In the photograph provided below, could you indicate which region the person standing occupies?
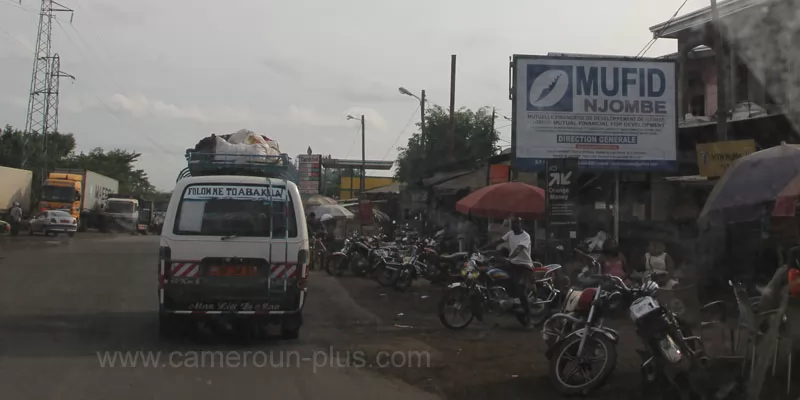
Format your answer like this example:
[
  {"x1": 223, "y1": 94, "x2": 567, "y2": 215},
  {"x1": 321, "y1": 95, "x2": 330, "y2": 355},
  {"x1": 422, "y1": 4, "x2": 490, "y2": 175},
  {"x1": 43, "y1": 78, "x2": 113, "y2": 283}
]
[
  {"x1": 599, "y1": 238, "x2": 628, "y2": 280},
  {"x1": 457, "y1": 214, "x2": 477, "y2": 253},
  {"x1": 9, "y1": 202, "x2": 22, "y2": 236}
]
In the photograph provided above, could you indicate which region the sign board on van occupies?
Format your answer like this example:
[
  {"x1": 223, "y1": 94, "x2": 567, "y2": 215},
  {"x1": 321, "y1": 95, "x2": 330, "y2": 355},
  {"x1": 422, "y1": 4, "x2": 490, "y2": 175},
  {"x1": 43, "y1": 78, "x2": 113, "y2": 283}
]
[
  {"x1": 184, "y1": 185, "x2": 288, "y2": 201},
  {"x1": 696, "y1": 139, "x2": 756, "y2": 178}
]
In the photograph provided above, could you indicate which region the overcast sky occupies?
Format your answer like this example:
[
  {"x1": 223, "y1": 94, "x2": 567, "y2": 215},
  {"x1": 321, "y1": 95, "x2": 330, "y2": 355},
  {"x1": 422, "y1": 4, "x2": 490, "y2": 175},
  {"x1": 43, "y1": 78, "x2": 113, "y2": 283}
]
[{"x1": 0, "y1": 0, "x2": 710, "y2": 190}]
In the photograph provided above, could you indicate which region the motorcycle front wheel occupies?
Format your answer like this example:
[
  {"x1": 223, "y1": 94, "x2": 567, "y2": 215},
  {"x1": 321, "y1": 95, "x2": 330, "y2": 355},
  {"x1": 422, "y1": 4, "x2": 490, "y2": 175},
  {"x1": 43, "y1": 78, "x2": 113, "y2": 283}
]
[
  {"x1": 548, "y1": 331, "x2": 617, "y2": 395},
  {"x1": 393, "y1": 264, "x2": 415, "y2": 291},
  {"x1": 326, "y1": 256, "x2": 347, "y2": 277},
  {"x1": 377, "y1": 263, "x2": 400, "y2": 287},
  {"x1": 438, "y1": 286, "x2": 475, "y2": 330},
  {"x1": 349, "y1": 252, "x2": 369, "y2": 277}
]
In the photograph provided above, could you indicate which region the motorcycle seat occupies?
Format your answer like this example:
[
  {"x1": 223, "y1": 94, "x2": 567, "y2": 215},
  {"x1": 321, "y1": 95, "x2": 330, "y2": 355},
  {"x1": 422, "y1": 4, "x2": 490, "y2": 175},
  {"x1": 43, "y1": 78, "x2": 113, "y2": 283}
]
[
  {"x1": 533, "y1": 264, "x2": 562, "y2": 280},
  {"x1": 440, "y1": 252, "x2": 468, "y2": 260},
  {"x1": 544, "y1": 264, "x2": 562, "y2": 272}
]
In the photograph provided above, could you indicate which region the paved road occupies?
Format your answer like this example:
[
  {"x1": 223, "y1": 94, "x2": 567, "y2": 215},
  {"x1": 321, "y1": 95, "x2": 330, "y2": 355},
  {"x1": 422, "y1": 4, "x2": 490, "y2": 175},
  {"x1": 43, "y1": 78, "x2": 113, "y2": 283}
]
[{"x1": 0, "y1": 234, "x2": 440, "y2": 400}]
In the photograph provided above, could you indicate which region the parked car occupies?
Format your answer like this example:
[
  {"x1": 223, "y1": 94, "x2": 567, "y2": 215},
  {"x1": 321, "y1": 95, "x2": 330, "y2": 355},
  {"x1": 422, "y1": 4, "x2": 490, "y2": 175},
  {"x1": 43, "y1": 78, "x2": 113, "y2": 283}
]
[{"x1": 28, "y1": 210, "x2": 78, "y2": 237}]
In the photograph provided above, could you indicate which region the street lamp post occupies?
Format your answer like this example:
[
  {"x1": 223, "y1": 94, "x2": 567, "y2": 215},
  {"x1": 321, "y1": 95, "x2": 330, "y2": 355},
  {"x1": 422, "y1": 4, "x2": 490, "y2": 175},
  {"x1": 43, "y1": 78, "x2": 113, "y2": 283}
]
[
  {"x1": 347, "y1": 114, "x2": 366, "y2": 234},
  {"x1": 398, "y1": 87, "x2": 426, "y2": 150}
]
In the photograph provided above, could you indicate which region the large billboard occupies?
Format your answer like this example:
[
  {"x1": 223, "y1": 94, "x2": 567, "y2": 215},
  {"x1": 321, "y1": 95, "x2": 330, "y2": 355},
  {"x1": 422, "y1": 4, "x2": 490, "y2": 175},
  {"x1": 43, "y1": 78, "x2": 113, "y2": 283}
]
[
  {"x1": 512, "y1": 55, "x2": 677, "y2": 171},
  {"x1": 297, "y1": 154, "x2": 322, "y2": 195}
]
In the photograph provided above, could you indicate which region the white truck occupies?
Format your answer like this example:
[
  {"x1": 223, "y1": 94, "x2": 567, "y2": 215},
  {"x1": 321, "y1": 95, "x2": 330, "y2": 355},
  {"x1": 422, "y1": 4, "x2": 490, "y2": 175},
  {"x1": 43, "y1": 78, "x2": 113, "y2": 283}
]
[{"x1": 0, "y1": 166, "x2": 33, "y2": 219}]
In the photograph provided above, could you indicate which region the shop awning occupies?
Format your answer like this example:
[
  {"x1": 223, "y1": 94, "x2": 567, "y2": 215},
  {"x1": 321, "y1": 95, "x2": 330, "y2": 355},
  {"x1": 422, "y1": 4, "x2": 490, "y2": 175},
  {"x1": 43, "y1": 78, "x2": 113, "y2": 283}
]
[
  {"x1": 421, "y1": 169, "x2": 472, "y2": 187},
  {"x1": 433, "y1": 168, "x2": 488, "y2": 195}
]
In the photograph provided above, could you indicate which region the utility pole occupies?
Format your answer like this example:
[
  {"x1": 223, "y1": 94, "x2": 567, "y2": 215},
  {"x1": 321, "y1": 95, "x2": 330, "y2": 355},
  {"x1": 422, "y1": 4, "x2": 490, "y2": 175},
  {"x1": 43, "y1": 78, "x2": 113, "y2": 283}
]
[
  {"x1": 24, "y1": 0, "x2": 74, "y2": 170},
  {"x1": 360, "y1": 115, "x2": 366, "y2": 196},
  {"x1": 448, "y1": 54, "x2": 457, "y2": 163},
  {"x1": 419, "y1": 89, "x2": 426, "y2": 152},
  {"x1": 360, "y1": 115, "x2": 366, "y2": 234},
  {"x1": 710, "y1": 0, "x2": 728, "y2": 141}
]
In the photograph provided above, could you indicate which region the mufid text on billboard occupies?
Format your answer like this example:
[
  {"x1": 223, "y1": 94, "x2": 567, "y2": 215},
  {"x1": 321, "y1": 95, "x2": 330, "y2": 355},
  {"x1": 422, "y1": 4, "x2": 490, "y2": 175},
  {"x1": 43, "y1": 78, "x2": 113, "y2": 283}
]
[{"x1": 514, "y1": 56, "x2": 677, "y2": 171}]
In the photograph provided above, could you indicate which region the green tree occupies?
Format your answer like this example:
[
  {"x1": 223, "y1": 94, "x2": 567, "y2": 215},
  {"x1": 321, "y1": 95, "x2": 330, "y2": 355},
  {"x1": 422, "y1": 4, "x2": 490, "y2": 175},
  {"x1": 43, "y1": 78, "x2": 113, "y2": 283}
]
[
  {"x1": 0, "y1": 124, "x2": 158, "y2": 200},
  {"x1": 57, "y1": 148, "x2": 156, "y2": 196},
  {"x1": 394, "y1": 105, "x2": 499, "y2": 184},
  {"x1": 0, "y1": 124, "x2": 76, "y2": 171},
  {"x1": 0, "y1": 125, "x2": 77, "y2": 203},
  {"x1": 322, "y1": 168, "x2": 342, "y2": 198}
]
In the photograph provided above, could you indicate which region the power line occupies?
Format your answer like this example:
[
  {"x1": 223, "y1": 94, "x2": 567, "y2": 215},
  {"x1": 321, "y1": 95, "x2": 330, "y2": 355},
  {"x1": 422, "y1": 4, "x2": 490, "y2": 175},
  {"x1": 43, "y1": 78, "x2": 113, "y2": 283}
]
[
  {"x1": 636, "y1": 0, "x2": 689, "y2": 58},
  {"x1": 52, "y1": 18, "x2": 177, "y2": 157},
  {"x1": 382, "y1": 104, "x2": 420, "y2": 160},
  {"x1": 0, "y1": 26, "x2": 33, "y2": 52},
  {"x1": 1, "y1": 0, "x2": 37, "y2": 13},
  {"x1": 343, "y1": 124, "x2": 361, "y2": 159}
]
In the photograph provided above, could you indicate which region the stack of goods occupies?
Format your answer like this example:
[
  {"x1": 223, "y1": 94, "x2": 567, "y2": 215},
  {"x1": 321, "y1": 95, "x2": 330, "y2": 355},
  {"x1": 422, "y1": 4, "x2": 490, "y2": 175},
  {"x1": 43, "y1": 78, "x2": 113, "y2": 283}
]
[{"x1": 192, "y1": 129, "x2": 282, "y2": 164}]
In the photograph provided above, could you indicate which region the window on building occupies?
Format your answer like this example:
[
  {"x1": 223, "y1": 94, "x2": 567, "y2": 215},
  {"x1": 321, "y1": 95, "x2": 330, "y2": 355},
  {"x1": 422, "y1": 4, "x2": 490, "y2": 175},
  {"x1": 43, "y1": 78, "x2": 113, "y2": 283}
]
[{"x1": 690, "y1": 95, "x2": 706, "y2": 116}]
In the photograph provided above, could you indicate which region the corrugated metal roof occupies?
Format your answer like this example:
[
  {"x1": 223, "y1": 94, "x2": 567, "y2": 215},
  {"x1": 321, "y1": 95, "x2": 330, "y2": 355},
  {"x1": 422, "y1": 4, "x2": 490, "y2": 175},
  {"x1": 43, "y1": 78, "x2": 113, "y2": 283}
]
[
  {"x1": 433, "y1": 168, "x2": 487, "y2": 195},
  {"x1": 649, "y1": 0, "x2": 769, "y2": 39},
  {"x1": 421, "y1": 169, "x2": 472, "y2": 187}
]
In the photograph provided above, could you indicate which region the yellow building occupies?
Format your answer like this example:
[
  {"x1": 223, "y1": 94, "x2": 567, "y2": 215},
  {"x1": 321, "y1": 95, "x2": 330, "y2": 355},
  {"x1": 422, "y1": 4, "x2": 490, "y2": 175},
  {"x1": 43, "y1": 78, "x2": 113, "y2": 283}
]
[{"x1": 339, "y1": 176, "x2": 394, "y2": 200}]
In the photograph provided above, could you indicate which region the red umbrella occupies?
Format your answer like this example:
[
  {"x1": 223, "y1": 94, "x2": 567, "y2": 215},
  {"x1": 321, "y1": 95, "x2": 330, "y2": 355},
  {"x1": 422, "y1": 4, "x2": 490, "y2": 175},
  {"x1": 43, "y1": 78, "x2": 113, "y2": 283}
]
[
  {"x1": 456, "y1": 182, "x2": 545, "y2": 219},
  {"x1": 773, "y1": 174, "x2": 800, "y2": 217}
]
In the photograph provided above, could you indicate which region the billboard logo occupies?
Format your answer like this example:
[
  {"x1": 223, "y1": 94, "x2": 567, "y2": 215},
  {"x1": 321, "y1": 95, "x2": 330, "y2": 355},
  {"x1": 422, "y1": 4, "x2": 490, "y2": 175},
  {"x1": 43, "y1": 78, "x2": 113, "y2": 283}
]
[
  {"x1": 526, "y1": 65, "x2": 573, "y2": 112},
  {"x1": 548, "y1": 171, "x2": 572, "y2": 187}
]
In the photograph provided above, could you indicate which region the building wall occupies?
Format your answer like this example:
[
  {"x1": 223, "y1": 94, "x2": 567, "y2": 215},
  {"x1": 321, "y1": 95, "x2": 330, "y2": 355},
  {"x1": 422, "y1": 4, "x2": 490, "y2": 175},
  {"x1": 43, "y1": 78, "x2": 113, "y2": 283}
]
[{"x1": 339, "y1": 176, "x2": 395, "y2": 200}]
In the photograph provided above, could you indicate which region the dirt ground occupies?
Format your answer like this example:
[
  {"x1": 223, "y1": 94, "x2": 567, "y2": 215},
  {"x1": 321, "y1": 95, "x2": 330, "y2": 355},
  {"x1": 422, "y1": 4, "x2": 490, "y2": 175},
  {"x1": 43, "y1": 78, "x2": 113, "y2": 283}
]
[
  {"x1": 335, "y1": 275, "x2": 645, "y2": 400},
  {"x1": 333, "y1": 273, "x2": 800, "y2": 400}
]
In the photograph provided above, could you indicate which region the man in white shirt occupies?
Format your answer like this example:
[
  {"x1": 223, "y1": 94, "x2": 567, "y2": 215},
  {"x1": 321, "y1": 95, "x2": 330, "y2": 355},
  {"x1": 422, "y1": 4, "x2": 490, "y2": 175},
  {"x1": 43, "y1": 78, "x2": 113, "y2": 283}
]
[{"x1": 486, "y1": 216, "x2": 534, "y2": 320}]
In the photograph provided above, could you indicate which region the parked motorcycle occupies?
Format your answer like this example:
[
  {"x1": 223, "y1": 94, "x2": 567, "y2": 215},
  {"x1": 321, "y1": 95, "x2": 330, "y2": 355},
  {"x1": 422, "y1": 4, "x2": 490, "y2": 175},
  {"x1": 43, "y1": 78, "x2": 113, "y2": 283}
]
[
  {"x1": 437, "y1": 250, "x2": 540, "y2": 329},
  {"x1": 541, "y1": 271, "x2": 626, "y2": 395},
  {"x1": 392, "y1": 239, "x2": 443, "y2": 290},
  {"x1": 347, "y1": 234, "x2": 380, "y2": 277},
  {"x1": 422, "y1": 233, "x2": 470, "y2": 285},
  {"x1": 309, "y1": 231, "x2": 328, "y2": 271},
  {"x1": 634, "y1": 283, "x2": 744, "y2": 400},
  {"x1": 327, "y1": 232, "x2": 360, "y2": 276}
]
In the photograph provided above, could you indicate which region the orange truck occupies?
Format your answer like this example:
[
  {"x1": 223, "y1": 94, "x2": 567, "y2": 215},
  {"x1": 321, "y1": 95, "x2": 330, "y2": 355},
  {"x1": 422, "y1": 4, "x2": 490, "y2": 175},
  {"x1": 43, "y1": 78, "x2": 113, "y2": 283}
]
[{"x1": 39, "y1": 169, "x2": 119, "y2": 232}]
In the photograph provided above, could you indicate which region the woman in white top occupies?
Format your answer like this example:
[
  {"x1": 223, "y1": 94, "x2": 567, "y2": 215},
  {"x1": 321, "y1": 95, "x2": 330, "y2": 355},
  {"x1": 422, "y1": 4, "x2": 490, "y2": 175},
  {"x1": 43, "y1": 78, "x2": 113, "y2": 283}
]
[{"x1": 643, "y1": 240, "x2": 678, "y2": 288}]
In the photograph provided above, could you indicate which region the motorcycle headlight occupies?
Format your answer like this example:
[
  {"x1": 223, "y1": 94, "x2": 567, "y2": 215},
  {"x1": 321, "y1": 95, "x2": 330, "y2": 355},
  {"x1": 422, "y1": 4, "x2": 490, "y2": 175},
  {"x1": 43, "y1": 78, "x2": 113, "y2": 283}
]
[
  {"x1": 658, "y1": 336, "x2": 683, "y2": 363},
  {"x1": 461, "y1": 260, "x2": 479, "y2": 279}
]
